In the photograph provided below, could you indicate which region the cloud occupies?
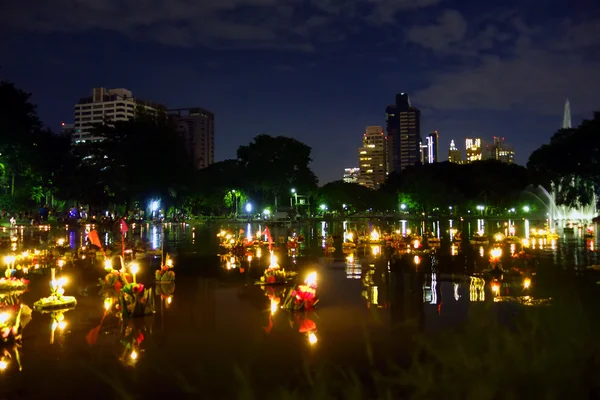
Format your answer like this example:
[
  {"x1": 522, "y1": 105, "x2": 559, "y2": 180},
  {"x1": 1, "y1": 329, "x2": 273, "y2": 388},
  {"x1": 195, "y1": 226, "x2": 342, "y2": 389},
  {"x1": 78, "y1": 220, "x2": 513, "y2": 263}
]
[
  {"x1": 410, "y1": 11, "x2": 600, "y2": 115},
  {"x1": 0, "y1": 0, "x2": 443, "y2": 51},
  {"x1": 406, "y1": 9, "x2": 467, "y2": 51}
]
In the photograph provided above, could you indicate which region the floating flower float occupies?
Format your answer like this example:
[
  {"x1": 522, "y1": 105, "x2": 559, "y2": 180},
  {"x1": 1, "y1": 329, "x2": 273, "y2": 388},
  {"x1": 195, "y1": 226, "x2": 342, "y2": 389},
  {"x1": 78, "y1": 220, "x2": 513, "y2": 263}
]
[
  {"x1": 256, "y1": 252, "x2": 297, "y2": 285},
  {"x1": 119, "y1": 283, "x2": 155, "y2": 318},
  {"x1": 155, "y1": 255, "x2": 175, "y2": 283},
  {"x1": 33, "y1": 270, "x2": 77, "y2": 311},
  {"x1": 282, "y1": 272, "x2": 318, "y2": 310},
  {"x1": 0, "y1": 304, "x2": 32, "y2": 344},
  {"x1": 0, "y1": 256, "x2": 29, "y2": 292}
]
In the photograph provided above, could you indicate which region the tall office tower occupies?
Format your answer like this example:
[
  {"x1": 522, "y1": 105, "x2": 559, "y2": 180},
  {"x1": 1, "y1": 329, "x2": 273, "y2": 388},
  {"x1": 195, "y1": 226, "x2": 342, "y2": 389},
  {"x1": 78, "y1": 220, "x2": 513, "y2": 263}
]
[
  {"x1": 424, "y1": 131, "x2": 439, "y2": 163},
  {"x1": 358, "y1": 126, "x2": 387, "y2": 189},
  {"x1": 343, "y1": 168, "x2": 360, "y2": 183},
  {"x1": 465, "y1": 138, "x2": 483, "y2": 163},
  {"x1": 169, "y1": 107, "x2": 215, "y2": 170},
  {"x1": 448, "y1": 140, "x2": 462, "y2": 164},
  {"x1": 488, "y1": 136, "x2": 515, "y2": 164},
  {"x1": 72, "y1": 87, "x2": 166, "y2": 144},
  {"x1": 563, "y1": 98, "x2": 572, "y2": 129},
  {"x1": 386, "y1": 93, "x2": 421, "y2": 173},
  {"x1": 419, "y1": 140, "x2": 428, "y2": 164}
]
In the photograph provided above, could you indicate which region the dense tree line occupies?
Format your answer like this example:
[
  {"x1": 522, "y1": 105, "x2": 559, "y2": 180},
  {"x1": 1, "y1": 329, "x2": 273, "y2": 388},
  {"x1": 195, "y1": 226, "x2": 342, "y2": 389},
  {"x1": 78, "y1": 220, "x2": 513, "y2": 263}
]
[{"x1": 1, "y1": 78, "x2": 597, "y2": 218}]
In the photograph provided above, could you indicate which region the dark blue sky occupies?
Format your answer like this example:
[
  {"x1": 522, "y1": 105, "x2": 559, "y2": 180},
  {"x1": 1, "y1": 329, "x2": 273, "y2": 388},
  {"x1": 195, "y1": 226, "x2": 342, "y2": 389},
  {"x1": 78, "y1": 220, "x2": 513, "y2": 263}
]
[{"x1": 1, "y1": 0, "x2": 599, "y2": 184}]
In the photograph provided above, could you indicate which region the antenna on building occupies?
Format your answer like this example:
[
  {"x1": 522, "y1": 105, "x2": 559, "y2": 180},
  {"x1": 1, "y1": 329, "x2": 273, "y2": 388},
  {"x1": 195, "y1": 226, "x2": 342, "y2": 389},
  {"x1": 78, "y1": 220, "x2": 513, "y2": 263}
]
[{"x1": 562, "y1": 98, "x2": 572, "y2": 129}]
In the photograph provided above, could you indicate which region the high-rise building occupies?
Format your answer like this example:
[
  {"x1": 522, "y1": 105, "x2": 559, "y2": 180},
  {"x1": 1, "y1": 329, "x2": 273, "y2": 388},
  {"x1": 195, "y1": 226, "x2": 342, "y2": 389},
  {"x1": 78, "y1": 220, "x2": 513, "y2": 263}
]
[
  {"x1": 424, "y1": 131, "x2": 439, "y2": 164},
  {"x1": 343, "y1": 168, "x2": 360, "y2": 183},
  {"x1": 465, "y1": 138, "x2": 483, "y2": 163},
  {"x1": 448, "y1": 140, "x2": 462, "y2": 164},
  {"x1": 60, "y1": 122, "x2": 74, "y2": 136},
  {"x1": 563, "y1": 98, "x2": 572, "y2": 129},
  {"x1": 488, "y1": 136, "x2": 515, "y2": 164},
  {"x1": 358, "y1": 126, "x2": 387, "y2": 189},
  {"x1": 72, "y1": 88, "x2": 166, "y2": 144},
  {"x1": 386, "y1": 93, "x2": 421, "y2": 173},
  {"x1": 169, "y1": 107, "x2": 215, "y2": 170}
]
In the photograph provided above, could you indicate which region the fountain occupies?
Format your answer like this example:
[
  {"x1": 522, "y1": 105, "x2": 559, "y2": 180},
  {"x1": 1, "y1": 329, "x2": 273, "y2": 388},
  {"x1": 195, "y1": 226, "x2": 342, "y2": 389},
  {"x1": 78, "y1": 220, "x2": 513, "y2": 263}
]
[{"x1": 522, "y1": 185, "x2": 597, "y2": 221}]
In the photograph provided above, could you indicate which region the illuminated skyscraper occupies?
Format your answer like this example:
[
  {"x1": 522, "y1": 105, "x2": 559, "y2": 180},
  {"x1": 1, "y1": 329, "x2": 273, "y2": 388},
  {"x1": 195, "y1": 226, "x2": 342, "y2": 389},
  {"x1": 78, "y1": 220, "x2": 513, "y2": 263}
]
[
  {"x1": 448, "y1": 140, "x2": 462, "y2": 164},
  {"x1": 563, "y1": 98, "x2": 572, "y2": 129},
  {"x1": 488, "y1": 137, "x2": 515, "y2": 164},
  {"x1": 426, "y1": 131, "x2": 438, "y2": 163},
  {"x1": 465, "y1": 138, "x2": 482, "y2": 163},
  {"x1": 358, "y1": 126, "x2": 387, "y2": 189},
  {"x1": 386, "y1": 93, "x2": 421, "y2": 173},
  {"x1": 343, "y1": 168, "x2": 360, "y2": 183}
]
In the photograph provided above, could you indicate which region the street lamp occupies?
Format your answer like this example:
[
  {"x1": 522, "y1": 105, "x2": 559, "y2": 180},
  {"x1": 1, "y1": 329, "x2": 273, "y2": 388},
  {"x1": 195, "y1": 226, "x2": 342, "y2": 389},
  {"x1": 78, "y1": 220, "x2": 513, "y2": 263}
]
[
  {"x1": 245, "y1": 203, "x2": 252, "y2": 214},
  {"x1": 400, "y1": 203, "x2": 407, "y2": 211},
  {"x1": 523, "y1": 205, "x2": 530, "y2": 213},
  {"x1": 290, "y1": 188, "x2": 298, "y2": 210}
]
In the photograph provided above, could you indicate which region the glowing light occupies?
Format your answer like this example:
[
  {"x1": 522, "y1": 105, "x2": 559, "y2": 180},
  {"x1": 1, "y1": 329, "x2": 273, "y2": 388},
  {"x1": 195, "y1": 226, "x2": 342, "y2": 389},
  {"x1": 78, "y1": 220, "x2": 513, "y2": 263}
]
[
  {"x1": 491, "y1": 282, "x2": 500, "y2": 295},
  {"x1": 245, "y1": 203, "x2": 252, "y2": 213},
  {"x1": 490, "y1": 248, "x2": 502, "y2": 259},
  {"x1": 269, "y1": 252, "x2": 278, "y2": 269},
  {"x1": 57, "y1": 238, "x2": 65, "y2": 246},
  {"x1": 104, "y1": 259, "x2": 112, "y2": 270},
  {"x1": 493, "y1": 233, "x2": 505, "y2": 242},
  {"x1": 263, "y1": 209, "x2": 270, "y2": 215},
  {"x1": 58, "y1": 321, "x2": 67, "y2": 330},
  {"x1": 400, "y1": 203, "x2": 407, "y2": 210},
  {"x1": 130, "y1": 350, "x2": 138, "y2": 360},
  {"x1": 0, "y1": 361, "x2": 7, "y2": 371},
  {"x1": 523, "y1": 278, "x2": 531, "y2": 289},
  {"x1": 413, "y1": 255, "x2": 421, "y2": 265},
  {"x1": 370, "y1": 230, "x2": 380, "y2": 242},
  {"x1": 167, "y1": 296, "x2": 172, "y2": 304},
  {"x1": 305, "y1": 272, "x2": 317, "y2": 286},
  {"x1": 0, "y1": 312, "x2": 9, "y2": 324},
  {"x1": 522, "y1": 238, "x2": 530, "y2": 247},
  {"x1": 308, "y1": 332, "x2": 318, "y2": 345},
  {"x1": 413, "y1": 239, "x2": 420, "y2": 249},
  {"x1": 270, "y1": 298, "x2": 278, "y2": 314},
  {"x1": 58, "y1": 259, "x2": 65, "y2": 267},
  {"x1": 130, "y1": 263, "x2": 139, "y2": 275},
  {"x1": 104, "y1": 298, "x2": 112, "y2": 311},
  {"x1": 371, "y1": 245, "x2": 381, "y2": 256},
  {"x1": 523, "y1": 205, "x2": 530, "y2": 212}
]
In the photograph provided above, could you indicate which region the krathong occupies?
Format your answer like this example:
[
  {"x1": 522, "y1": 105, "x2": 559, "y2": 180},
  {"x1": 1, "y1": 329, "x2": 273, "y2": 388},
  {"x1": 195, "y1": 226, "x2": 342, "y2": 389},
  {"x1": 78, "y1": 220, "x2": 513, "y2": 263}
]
[
  {"x1": 155, "y1": 255, "x2": 175, "y2": 282},
  {"x1": 282, "y1": 272, "x2": 318, "y2": 310},
  {"x1": 0, "y1": 304, "x2": 32, "y2": 344},
  {"x1": 119, "y1": 283, "x2": 155, "y2": 318},
  {"x1": 257, "y1": 252, "x2": 297, "y2": 285},
  {"x1": 33, "y1": 269, "x2": 77, "y2": 311}
]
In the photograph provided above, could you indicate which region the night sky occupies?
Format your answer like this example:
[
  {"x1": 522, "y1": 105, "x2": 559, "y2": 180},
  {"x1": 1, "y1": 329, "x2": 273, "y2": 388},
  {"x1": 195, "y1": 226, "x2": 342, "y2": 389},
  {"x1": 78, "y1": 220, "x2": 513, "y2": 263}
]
[{"x1": 1, "y1": 0, "x2": 599, "y2": 184}]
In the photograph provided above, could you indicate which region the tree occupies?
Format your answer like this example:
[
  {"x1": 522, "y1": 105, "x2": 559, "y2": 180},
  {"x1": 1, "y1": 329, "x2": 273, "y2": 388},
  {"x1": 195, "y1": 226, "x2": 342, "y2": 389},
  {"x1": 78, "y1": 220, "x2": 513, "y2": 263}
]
[
  {"x1": 316, "y1": 181, "x2": 377, "y2": 213},
  {"x1": 237, "y1": 135, "x2": 318, "y2": 209},
  {"x1": 528, "y1": 112, "x2": 600, "y2": 209}
]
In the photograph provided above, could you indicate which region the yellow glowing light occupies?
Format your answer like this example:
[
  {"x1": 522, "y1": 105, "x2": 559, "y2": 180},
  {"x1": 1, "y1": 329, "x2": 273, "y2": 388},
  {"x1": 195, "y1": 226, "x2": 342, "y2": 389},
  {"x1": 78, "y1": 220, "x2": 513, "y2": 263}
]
[
  {"x1": 413, "y1": 255, "x2": 421, "y2": 265},
  {"x1": 21, "y1": 251, "x2": 29, "y2": 258},
  {"x1": 130, "y1": 350, "x2": 138, "y2": 360},
  {"x1": 104, "y1": 298, "x2": 112, "y2": 311},
  {"x1": 451, "y1": 245, "x2": 457, "y2": 256},
  {"x1": 58, "y1": 321, "x2": 67, "y2": 330},
  {"x1": 270, "y1": 298, "x2": 279, "y2": 314},
  {"x1": 371, "y1": 245, "x2": 381, "y2": 256},
  {"x1": 3, "y1": 255, "x2": 15, "y2": 266},
  {"x1": 406, "y1": 229, "x2": 412, "y2": 236},
  {"x1": 413, "y1": 239, "x2": 420, "y2": 249},
  {"x1": 370, "y1": 230, "x2": 380, "y2": 242},
  {"x1": 269, "y1": 252, "x2": 278, "y2": 268},
  {"x1": 225, "y1": 234, "x2": 232, "y2": 240},
  {"x1": 256, "y1": 248, "x2": 262, "y2": 258},
  {"x1": 490, "y1": 248, "x2": 502, "y2": 259},
  {"x1": 0, "y1": 361, "x2": 7, "y2": 371},
  {"x1": 130, "y1": 263, "x2": 139, "y2": 276},
  {"x1": 494, "y1": 233, "x2": 505, "y2": 242},
  {"x1": 58, "y1": 277, "x2": 67, "y2": 286},
  {"x1": 523, "y1": 278, "x2": 531, "y2": 289},
  {"x1": 57, "y1": 238, "x2": 65, "y2": 246},
  {"x1": 305, "y1": 272, "x2": 317, "y2": 286},
  {"x1": 308, "y1": 332, "x2": 318, "y2": 345},
  {"x1": 247, "y1": 255, "x2": 253, "y2": 263},
  {"x1": 104, "y1": 259, "x2": 112, "y2": 271},
  {"x1": 491, "y1": 282, "x2": 500, "y2": 295},
  {"x1": 346, "y1": 232, "x2": 354, "y2": 242},
  {"x1": 522, "y1": 238, "x2": 530, "y2": 247},
  {"x1": 346, "y1": 253, "x2": 354, "y2": 263},
  {"x1": 167, "y1": 296, "x2": 172, "y2": 304},
  {"x1": 58, "y1": 259, "x2": 65, "y2": 267},
  {"x1": 476, "y1": 230, "x2": 484, "y2": 236},
  {"x1": 0, "y1": 312, "x2": 9, "y2": 324}
]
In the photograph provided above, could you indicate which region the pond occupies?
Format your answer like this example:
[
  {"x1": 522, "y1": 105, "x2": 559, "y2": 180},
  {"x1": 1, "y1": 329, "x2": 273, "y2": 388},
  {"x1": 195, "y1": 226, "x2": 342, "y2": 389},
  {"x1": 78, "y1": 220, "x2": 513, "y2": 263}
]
[{"x1": 0, "y1": 219, "x2": 599, "y2": 398}]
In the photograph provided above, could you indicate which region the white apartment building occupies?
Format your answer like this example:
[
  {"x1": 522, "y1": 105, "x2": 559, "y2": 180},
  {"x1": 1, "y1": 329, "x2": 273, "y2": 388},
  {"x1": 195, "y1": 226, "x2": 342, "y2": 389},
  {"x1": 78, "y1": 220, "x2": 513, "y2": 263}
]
[{"x1": 73, "y1": 88, "x2": 165, "y2": 144}]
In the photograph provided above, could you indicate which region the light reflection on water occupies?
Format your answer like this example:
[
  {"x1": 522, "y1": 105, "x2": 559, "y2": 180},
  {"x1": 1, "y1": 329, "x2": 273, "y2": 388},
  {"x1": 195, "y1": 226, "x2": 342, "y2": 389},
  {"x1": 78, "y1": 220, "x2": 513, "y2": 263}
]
[{"x1": 0, "y1": 219, "x2": 598, "y2": 392}]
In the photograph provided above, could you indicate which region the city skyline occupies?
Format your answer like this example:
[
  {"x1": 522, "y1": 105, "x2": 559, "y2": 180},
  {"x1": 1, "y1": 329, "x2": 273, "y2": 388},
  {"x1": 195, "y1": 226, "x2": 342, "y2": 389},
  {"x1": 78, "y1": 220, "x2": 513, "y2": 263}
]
[{"x1": 1, "y1": 0, "x2": 598, "y2": 184}]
